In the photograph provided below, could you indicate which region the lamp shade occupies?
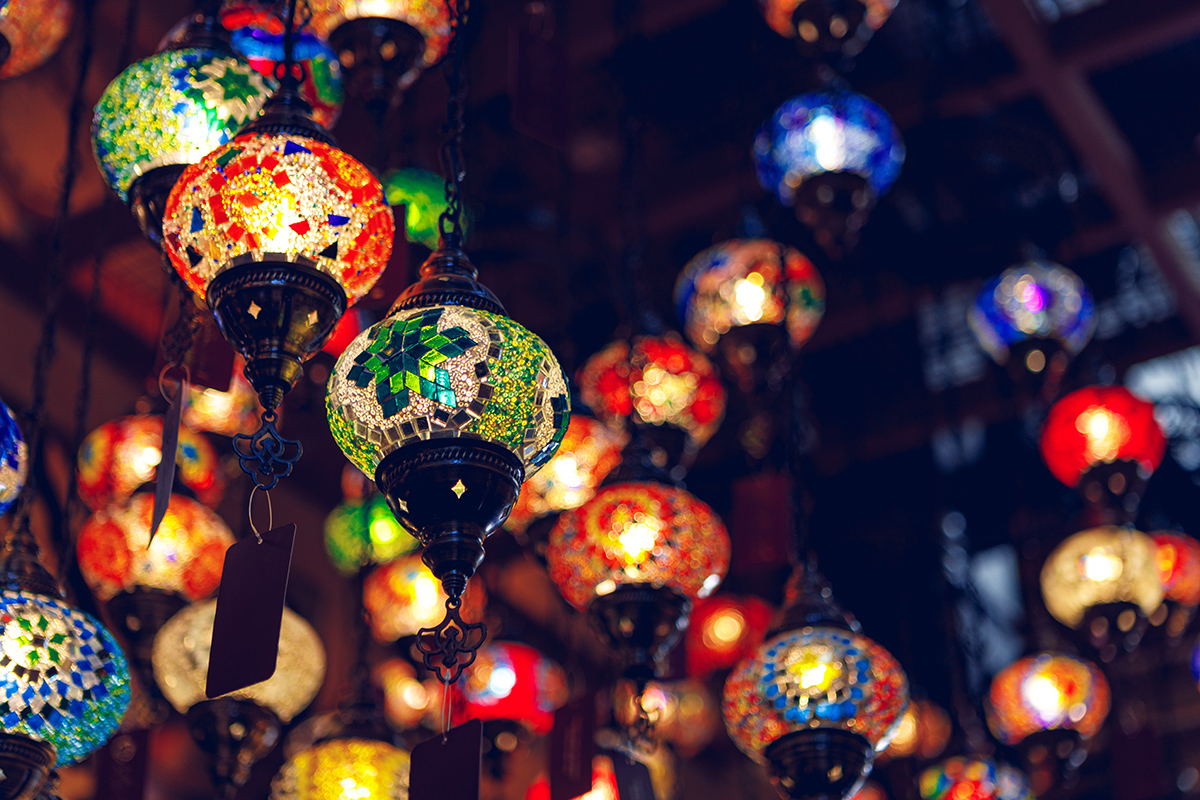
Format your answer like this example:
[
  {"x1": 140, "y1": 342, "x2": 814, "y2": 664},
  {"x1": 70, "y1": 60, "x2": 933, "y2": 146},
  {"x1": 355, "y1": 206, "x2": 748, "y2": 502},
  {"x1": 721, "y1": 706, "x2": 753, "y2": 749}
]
[
  {"x1": 0, "y1": 589, "x2": 131, "y2": 766},
  {"x1": 577, "y1": 335, "x2": 726, "y2": 449},
  {"x1": 754, "y1": 91, "x2": 904, "y2": 205},
  {"x1": 383, "y1": 167, "x2": 453, "y2": 250},
  {"x1": 219, "y1": 2, "x2": 344, "y2": 129},
  {"x1": 91, "y1": 46, "x2": 273, "y2": 203},
  {"x1": 454, "y1": 641, "x2": 568, "y2": 736},
  {"x1": 545, "y1": 482, "x2": 730, "y2": 612},
  {"x1": 323, "y1": 493, "x2": 419, "y2": 575},
  {"x1": 163, "y1": 131, "x2": 394, "y2": 305},
  {"x1": 504, "y1": 415, "x2": 626, "y2": 535},
  {"x1": 362, "y1": 552, "x2": 486, "y2": 642},
  {"x1": 676, "y1": 239, "x2": 825, "y2": 353},
  {"x1": 152, "y1": 600, "x2": 325, "y2": 723},
  {"x1": 1040, "y1": 526, "x2": 1164, "y2": 629},
  {"x1": 76, "y1": 415, "x2": 222, "y2": 512},
  {"x1": 1153, "y1": 531, "x2": 1200, "y2": 607},
  {"x1": 985, "y1": 653, "x2": 1110, "y2": 745},
  {"x1": 326, "y1": 304, "x2": 570, "y2": 482},
  {"x1": 0, "y1": 397, "x2": 28, "y2": 517},
  {"x1": 968, "y1": 262, "x2": 1095, "y2": 365},
  {"x1": 76, "y1": 493, "x2": 234, "y2": 602},
  {"x1": 919, "y1": 758, "x2": 1034, "y2": 800},
  {"x1": 0, "y1": 0, "x2": 71, "y2": 79},
  {"x1": 1039, "y1": 386, "x2": 1166, "y2": 488},
  {"x1": 685, "y1": 594, "x2": 774, "y2": 678},
  {"x1": 270, "y1": 738, "x2": 411, "y2": 800},
  {"x1": 309, "y1": 0, "x2": 453, "y2": 69}
]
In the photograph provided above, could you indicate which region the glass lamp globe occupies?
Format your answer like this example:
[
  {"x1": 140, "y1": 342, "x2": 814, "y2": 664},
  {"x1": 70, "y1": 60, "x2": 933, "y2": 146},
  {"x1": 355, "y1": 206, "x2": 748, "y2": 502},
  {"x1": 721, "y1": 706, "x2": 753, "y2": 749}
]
[
  {"x1": 504, "y1": 415, "x2": 626, "y2": 537},
  {"x1": 374, "y1": 658, "x2": 431, "y2": 730},
  {"x1": 91, "y1": 16, "x2": 274, "y2": 248},
  {"x1": 1152, "y1": 531, "x2": 1200, "y2": 637},
  {"x1": 453, "y1": 642, "x2": 568, "y2": 736},
  {"x1": 985, "y1": 653, "x2": 1110, "y2": 747},
  {"x1": 1041, "y1": 526, "x2": 1164, "y2": 653},
  {"x1": 362, "y1": 552, "x2": 486, "y2": 643},
  {"x1": 969, "y1": 261, "x2": 1095, "y2": 371},
  {"x1": 182, "y1": 358, "x2": 264, "y2": 438},
  {"x1": 723, "y1": 626, "x2": 909, "y2": 800},
  {"x1": 919, "y1": 758, "x2": 1034, "y2": 800},
  {"x1": 685, "y1": 594, "x2": 773, "y2": 678},
  {"x1": 270, "y1": 738, "x2": 411, "y2": 800},
  {"x1": 323, "y1": 493, "x2": 419, "y2": 575},
  {"x1": 76, "y1": 415, "x2": 222, "y2": 512},
  {"x1": 0, "y1": 397, "x2": 28, "y2": 517},
  {"x1": 383, "y1": 167, "x2": 454, "y2": 250},
  {"x1": 546, "y1": 481, "x2": 730, "y2": 679},
  {"x1": 0, "y1": 0, "x2": 71, "y2": 79},
  {"x1": 878, "y1": 699, "x2": 950, "y2": 763},
  {"x1": 756, "y1": 0, "x2": 897, "y2": 58}
]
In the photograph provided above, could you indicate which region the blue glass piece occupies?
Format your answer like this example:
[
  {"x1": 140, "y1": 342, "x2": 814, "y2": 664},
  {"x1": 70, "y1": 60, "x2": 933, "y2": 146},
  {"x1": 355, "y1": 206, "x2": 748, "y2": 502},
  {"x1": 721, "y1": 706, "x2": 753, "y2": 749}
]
[
  {"x1": 328, "y1": 214, "x2": 350, "y2": 226},
  {"x1": 283, "y1": 140, "x2": 311, "y2": 156},
  {"x1": 190, "y1": 207, "x2": 204, "y2": 234}
]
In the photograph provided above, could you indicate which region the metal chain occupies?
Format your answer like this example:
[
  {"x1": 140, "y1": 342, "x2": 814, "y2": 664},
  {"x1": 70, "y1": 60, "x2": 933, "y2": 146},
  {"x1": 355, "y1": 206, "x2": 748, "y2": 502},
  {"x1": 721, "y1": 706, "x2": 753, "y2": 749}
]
[{"x1": 437, "y1": 0, "x2": 468, "y2": 249}]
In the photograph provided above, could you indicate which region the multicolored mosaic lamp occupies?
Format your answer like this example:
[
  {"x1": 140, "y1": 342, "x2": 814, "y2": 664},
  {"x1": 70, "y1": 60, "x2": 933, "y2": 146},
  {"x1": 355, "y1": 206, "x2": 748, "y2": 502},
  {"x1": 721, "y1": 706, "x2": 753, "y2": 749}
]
[
  {"x1": 1039, "y1": 386, "x2": 1166, "y2": 521},
  {"x1": 685, "y1": 594, "x2": 774, "y2": 678},
  {"x1": 756, "y1": 0, "x2": 897, "y2": 58},
  {"x1": 969, "y1": 261, "x2": 1095, "y2": 376},
  {"x1": 547, "y1": 481, "x2": 730, "y2": 686},
  {"x1": 323, "y1": 492, "x2": 419, "y2": 575},
  {"x1": 0, "y1": 0, "x2": 71, "y2": 79},
  {"x1": 986, "y1": 652, "x2": 1110, "y2": 749},
  {"x1": 153, "y1": 599, "x2": 326, "y2": 796},
  {"x1": 76, "y1": 415, "x2": 222, "y2": 512},
  {"x1": 271, "y1": 738, "x2": 411, "y2": 800},
  {"x1": 92, "y1": 8, "x2": 274, "y2": 248},
  {"x1": 0, "y1": 398, "x2": 28, "y2": 517},
  {"x1": 383, "y1": 167, "x2": 454, "y2": 250},
  {"x1": 753, "y1": 91, "x2": 904, "y2": 253},
  {"x1": 452, "y1": 641, "x2": 568, "y2": 736},
  {"x1": 1152, "y1": 531, "x2": 1200, "y2": 638},
  {"x1": 1041, "y1": 526, "x2": 1164, "y2": 654},
  {"x1": 919, "y1": 757, "x2": 1034, "y2": 800},
  {"x1": 362, "y1": 552, "x2": 486, "y2": 643}
]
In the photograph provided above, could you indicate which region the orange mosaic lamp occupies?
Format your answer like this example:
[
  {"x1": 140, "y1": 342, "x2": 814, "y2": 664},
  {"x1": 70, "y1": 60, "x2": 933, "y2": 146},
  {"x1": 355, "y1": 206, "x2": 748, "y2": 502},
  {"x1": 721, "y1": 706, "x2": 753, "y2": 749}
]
[
  {"x1": 362, "y1": 552, "x2": 486, "y2": 643},
  {"x1": 985, "y1": 653, "x2": 1110, "y2": 747},
  {"x1": 685, "y1": 594, "x2": 774, "y2": 678},
  {"x1": 878, "y1": 699, "x2": 951, "y2": 763},
  {"x1": 0, "y1": 0, "x2": 72, "y2": 79},
  {"x1": 1151, "y1": 531, "x2": 1200, "y2": 638}
]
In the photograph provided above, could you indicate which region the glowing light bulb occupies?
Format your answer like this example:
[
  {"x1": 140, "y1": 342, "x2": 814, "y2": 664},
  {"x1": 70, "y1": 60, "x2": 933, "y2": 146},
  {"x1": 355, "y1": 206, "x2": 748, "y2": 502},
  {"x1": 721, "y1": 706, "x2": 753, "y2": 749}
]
[
  {"x1": 787, "y1": 649, "x2": 840, "y2": 693},
  {"x1": 733, "y1": 279, "x2": 767, "y2": 321},
  {"x1": 370, "y1": 518, "x2": 398, "y2": 544},
  {"x1": 1077, "y1": 406, "x2": 1129, "y2": 463},
  {"x1": 1022, "y1": 675, "x2": 1064, "y2": 718},
  {"x1": 810, "y1": 112, "x2": 847, "y2": 172},
  {"x1": 414, "y1": 575, "x2": 439, "y2": 609},
  {"x1": 708, "y1": 610, "x2": 745, "y2": 646},
  {"x1": 619, "y1": 522, "x2": 658, "y2": 561},
  {"x1": 133, "y1": 445, "x2": 162, "y2": 475},
  {"x1": 487, "y1": 665, "x2": 517, "y2": 698},
  {"x1": 552, "y1": 454, "x2": 584, "y2": 489},
  {"x1": 1081, "y1": 550, "x2": 1122, "y2": 582}
]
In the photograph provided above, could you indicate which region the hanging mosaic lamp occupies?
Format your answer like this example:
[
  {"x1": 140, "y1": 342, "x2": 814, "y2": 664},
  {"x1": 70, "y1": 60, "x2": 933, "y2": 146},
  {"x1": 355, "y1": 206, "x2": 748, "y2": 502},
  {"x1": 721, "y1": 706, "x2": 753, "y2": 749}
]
[
  {"x1": 754, "y1": 90, "x2": 904, "y2": 254},
  {"x1": 153, "y1": 599, "x2": 326, "y2": 796},
  {"x1": 685, "y1": 594, "x2": 774, "y2": 678},
  {"x1": 219, "y1": 1, "x2": 344, "y2": 129},
  {"x1": 92, "y1": 7, "x2": 274, "y2": 249},
  {"x1": 968, "y1": 261, "x2": 1095, "y2": 377},
  {"x1": 1151, "y1": 531, "x2": 1200, "y2": 638},
  {"x1": 547, "y1": 481, "x2": 730, "y2": 686},
  {"x1": 919, "y1": 757, "x2": 1035, "y2": 800},
  {"x1": 722, "y1": 564, "x2": 909, "y2": 800},
  {"x1": 1040, "y1": 525, "x2": 1163, "y2": 655},
  {"x1": 309, "y1": 0, "x2": 454, "y2": 117},
  {"x1": 374, "y1": 658, "x2": 431, "y2": 730},
  {"x1": 362, "y1": 552, "x2": 486, "y2": 643},
  {"x1": 453, "y1": 641, "x2": 568, "y2": 736},
  {"x1": 0, "y1": 0, "x2": 71, "y2": 80},
  {"x1": 504, "y1": 414, "x2": 626, "y2": 538},
  {"x1": 756, "y1": 0, "x2": 897, "y2": 59},
  {"x1": 877, "y1": 698, "x2": 950, "y2": 763},
  {"x1": 0, "y1": 397, "x2": 28, "y2": 517},
  {"x1": 383, "y1": 167, "x2": 455, "y2": 250},
  {"x1": 182, "y1": 357, "x2": 264, "y2": 438},
  {"x1": 75, "y1": 415, "x2": 222, "y2": 512},
  {"x1": 323, "y1": 492, "x2": 419, "y2": 575},
  {"x1": 1039, "y1": 386, "x2": 1165, "y2": 521}
]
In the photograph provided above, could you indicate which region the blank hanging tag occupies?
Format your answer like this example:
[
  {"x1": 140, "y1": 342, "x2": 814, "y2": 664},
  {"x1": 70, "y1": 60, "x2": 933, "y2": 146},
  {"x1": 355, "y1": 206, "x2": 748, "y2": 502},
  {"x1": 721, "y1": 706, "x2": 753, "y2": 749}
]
[
  {"x1": 205, "y1": 523, "x2": 295, "y2": 698},
  {"x1": 611, "y1": 752, "x2": 655, "y2": 800},
  {"x1": 149, "y1": 375, "x2": 185, "y2": 545},
  {"x1": 550, "y1": 694, "x2": 595, "y2": 800},
  {"x1": 410, "y1": 720, "x2": 482, "y2": 800}
]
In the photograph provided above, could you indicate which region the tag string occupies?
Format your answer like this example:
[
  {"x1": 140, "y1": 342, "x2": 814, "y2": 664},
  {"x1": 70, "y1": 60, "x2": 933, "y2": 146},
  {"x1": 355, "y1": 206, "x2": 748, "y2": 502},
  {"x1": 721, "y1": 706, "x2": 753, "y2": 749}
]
[
  {"x1": 247, "y1": 486, "x2": 272, "y2": 543},
  {"x1": 441, "y1": 676, "x2": 453, "y2": 741}
]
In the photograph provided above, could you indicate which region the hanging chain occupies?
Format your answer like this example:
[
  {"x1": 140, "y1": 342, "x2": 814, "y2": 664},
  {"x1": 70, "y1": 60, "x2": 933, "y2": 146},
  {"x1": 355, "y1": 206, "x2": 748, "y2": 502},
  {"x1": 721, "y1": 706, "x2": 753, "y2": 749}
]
[{"x1": 437, "y1": 0, "x2": 468, "y2": 249}]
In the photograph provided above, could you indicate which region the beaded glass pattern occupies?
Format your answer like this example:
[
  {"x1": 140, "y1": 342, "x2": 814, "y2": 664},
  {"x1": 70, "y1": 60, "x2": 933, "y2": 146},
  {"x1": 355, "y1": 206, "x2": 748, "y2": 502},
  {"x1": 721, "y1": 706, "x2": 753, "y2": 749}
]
[
  {"x1": 1153, "y1": 532, "x2": 1200, "y2": 607},
  {"x1": 76, "y1": 494, "x2": 234, "y2": 603},
  {"x1": 309, "y1": 0, "x2": 453, "y2": 68},
  {"x1": 722, "y1": 627, "x2": 908, "y2": 761},
  {"x1": 919, "y1": 758, "x2": 1034, "y2": 800},
  {"x1": 76, "y1": 415, "x2": 221, "y2": 512},
  {"x1": 362, "y1": 552, "x2": 486, "y2": 642},
  {"x1": 986, "y1": 653, "x2": 1110, "y2": 746},
  {"x1": 323, "y1": 493, "x2": 419, "y2": 575},
  {"x1": 753, "y1": 91, "x2": 905, "y2": 204},
  {"x1": 382, "y1": 167, "x2": 453, "y2": 250},
  {"x1": 504, "y1": 415, "x2": 625, "y2": 535},
  {"x1": 676, "y1": 238, "x2": 826, "y2": 352},
  {"x1": 545, "y1": 482, "x2": 730, "y2": 611},
  {"x1": 0, "y1": 590, "x2": 130, "y2": 766},
  {"x1": 1040, "y1": 526, "x2": 1164, "y2": 628},
  {"x1": 152, "y1": 600, "x2": 325, "y2": 722},
  {"x1": 92, "y1": 48, "x2": 273, "y2": 202},
  {"x1": 163, "y1": 132, "x2": 394, "y2": 303},
  {"x1": 577, "y1": 336, "x2": 726, "y2": 447},
  {"x1": 0, "y1": 0, "x2": 71, "y2": 79},
  {"x1": 271, "y1": 738, "x2": 411, "y2": 800},
  {"x1": 969, "y1": 261, "x2": 1095, "y2": 364},
  {"x1": 454, "y1": 641, "x2": 568, "y2": 735},
  {"x1": 328, "y1": 305, "x2": 570, "y2": 478},
  {"x1": 0, "y1": 397, "x2": 28, "y2": 516},
  {"x1": 1039, "y1": 386, "x2": 1166, "y2": 488}
]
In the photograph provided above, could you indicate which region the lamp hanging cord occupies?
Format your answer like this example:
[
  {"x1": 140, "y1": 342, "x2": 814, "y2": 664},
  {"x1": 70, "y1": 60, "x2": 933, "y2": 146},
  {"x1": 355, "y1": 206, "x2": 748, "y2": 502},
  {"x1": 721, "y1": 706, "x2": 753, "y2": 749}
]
[{"x1": 437, "y1": 0, "x2": 468, "y2": 250}]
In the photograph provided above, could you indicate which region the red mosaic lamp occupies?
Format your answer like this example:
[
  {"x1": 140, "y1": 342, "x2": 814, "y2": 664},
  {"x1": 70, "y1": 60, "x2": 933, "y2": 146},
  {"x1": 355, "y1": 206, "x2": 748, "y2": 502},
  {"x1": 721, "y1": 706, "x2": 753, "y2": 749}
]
[
  {"x1": 1151, "y1": 531, "x2": 1200, "y2": 639},
  {"x1": 685, "y1": 594, "x2": 774, "y2": 678},
  {"x1": 452, "y1": 641, "x2": 568, "y2": 736}
]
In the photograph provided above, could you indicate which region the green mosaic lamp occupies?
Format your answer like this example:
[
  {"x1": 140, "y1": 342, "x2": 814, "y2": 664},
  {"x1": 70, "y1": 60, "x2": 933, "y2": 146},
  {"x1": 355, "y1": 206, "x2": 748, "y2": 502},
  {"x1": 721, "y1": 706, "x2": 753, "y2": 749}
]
[{"x1": 91, "y1": 6, "x2": 274, "y2": 249}]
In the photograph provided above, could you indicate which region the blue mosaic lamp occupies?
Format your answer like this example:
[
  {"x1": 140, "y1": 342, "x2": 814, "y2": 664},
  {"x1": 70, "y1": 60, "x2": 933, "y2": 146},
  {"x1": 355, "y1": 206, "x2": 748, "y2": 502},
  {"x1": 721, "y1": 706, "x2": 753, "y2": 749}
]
[{"x1": 0, "y1": 398, "x2": 28, "y2": 517}]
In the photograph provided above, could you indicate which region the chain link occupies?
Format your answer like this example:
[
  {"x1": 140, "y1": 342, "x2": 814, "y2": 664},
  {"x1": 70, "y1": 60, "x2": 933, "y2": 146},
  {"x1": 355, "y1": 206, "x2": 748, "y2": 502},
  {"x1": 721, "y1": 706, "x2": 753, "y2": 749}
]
[{"x1": 437, "y1": 0, "x2": 468, "y2": 249}]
